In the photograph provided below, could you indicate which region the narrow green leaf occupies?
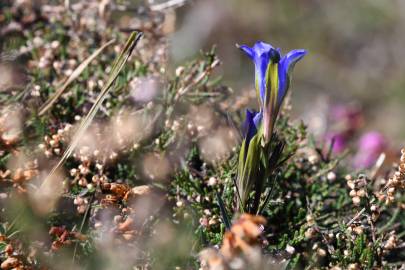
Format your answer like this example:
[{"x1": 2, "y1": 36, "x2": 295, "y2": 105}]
[
  {"x1": 216, "y1": 192, "x2": 231, "y2": 230},
  {"x1": 238, "y1": 134, "x2": 261, "y2": 210}
]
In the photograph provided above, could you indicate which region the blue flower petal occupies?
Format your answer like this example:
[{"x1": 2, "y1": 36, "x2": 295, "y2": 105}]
[
  {"x1": 239, "y1": 41, "x2": 280, "y2": 104},
  {"x1": 278, "y1": 49, "x2": 307, "y2": 104},
  {"x1": 253, "y1": 110, "x2": 262, "y2": 129},
  {"x1": 242, "y1": 109, "x2": 258, "y2": 142},
  {"x1": 252, "y1": 41, "x2": 274, "y2": 57},
  {"x1": 238, "y1": 45, "x2": 255, "y2": 60}
]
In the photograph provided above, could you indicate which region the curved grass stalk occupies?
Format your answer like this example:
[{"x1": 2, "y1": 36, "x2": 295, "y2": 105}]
[
  {"x1": 38, "y1": 39, "x2": 116, "y2": 116},
  {"x1": 38, "y1": 31, "x2": 143, "y2": 192}
]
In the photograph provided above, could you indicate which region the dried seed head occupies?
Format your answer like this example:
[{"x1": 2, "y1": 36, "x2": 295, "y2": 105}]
[
  {"x1": 176, "y1": 201, "x2": 184, "y2": 208},
  {"x1": 356, "y1": 189, "x2": 366, "y2": 197},
  {"x1": 348, "y1": 263, "x2": 359, "y2": 270},
  {"x1": 73, "y1": 197, "x2": 84, "y2": 205},
  {"x1": 384, "y1": 234, "x2": 397, "y2": 250},
  {"x1": 327, "y1": 171, "x2": 336, "y2": 182},
  {"x1": 317, "y1": 248, "x2": 327, "y2": 257},
  {"x1": 377, "y1": 193, "x2": 386, "y2": 202},
  {"x1": 70, "y1": 168, "x2": 78, "y2": 176},
  {"x1": 207, "y1": 176, "x2": 218, "y2": 186},
  {"x1": 308, "y1": 154, "x2": 319, "y2": 164},
  {"x1": 352, "y1": 196, "x2": 361, "y2": 205},
  {"x1": 387, "y1": 187, "x2": 395, "y2": 195},
  {"x1": 199, "y1": 217, "x2": 209, "y2": 228},
  {"x1": 353, "y1": 226, "x2": 363, "y2": 235},
  {"x1": 285, "y1": 245, "x2": 295, "y2": 254},
  {"x1": 306, "y1": 214, "x2": 315, "y2": 226},
  {"x1": 347, "y1": 180, "x2": 356, "y2": 190},
  {"x1": 44, "y1": 150, "x2": 52, "y2": 158},
  {"x1": 386, "y1": 195, "x2": 394, "y2": 205},
  {"x1": 312, "y1": 243, "x2": 319, "y2": 251},
  {"x1": 77, "y1": 204, "x2": 87, "y2": 214},
  {"x1": 175, "y1": 66, "x2": 184, "y2": 77},
  {"x1": 305, "y1": 227, "x2": 316, "y2": 239},
  {"x1": 208, "y1": 218, "x2": 217, "y2": 226},
  {"x1": 370, "y1": 204, "x2": 378, "y2": 212}
]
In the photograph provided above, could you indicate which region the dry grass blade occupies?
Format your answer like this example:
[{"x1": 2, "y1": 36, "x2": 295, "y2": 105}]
[
  {"x1": 38, "y1": 39, "x2": 116, "y2": 116},
  {"x1": 38, "y1": 31, "x2": 143, "y2": 191}
]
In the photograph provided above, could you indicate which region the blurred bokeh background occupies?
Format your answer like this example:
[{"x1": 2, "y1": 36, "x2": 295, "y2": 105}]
[
  {"x1": 168, "y1": 0, "x2": 405, "y2": 145},
  {"x1": 1, "y1": 1, "x2": 405, "y2": 268}
]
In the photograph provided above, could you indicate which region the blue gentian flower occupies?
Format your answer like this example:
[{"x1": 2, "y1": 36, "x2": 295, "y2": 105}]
[
  {"x1": 237, "y1": 109, "x2": 262, "y2": 211},
  {"x1": 242, "y1": 110, "x2": 262, "y2": 158},
  {"x1": 238, "y1": 41, "x2": 307, "y2": 143},
  {"x1": 242, "y1": 109, "x2": 262, "y2": 146}
]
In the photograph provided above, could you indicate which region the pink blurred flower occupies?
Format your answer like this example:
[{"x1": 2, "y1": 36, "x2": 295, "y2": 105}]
[
  {"x1": 324, "y1": 104, "x2": 364, "y2": 155},
  {"x1": 354, "y1": 131, "x2": 387, "y2": 169},
  {"x1": 330, "y1": 105, "x2": 363, "y2": 134},
  {"x1": 325, "y1": 132, "x2": 348, "y2": 154}
]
